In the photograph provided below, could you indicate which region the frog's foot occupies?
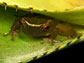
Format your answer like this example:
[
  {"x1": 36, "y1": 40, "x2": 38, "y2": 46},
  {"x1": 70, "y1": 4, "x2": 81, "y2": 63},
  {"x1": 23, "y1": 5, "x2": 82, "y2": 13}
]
[
  {"x1": 3, "y1": 32, "x2": 10, "y2": 37},
  {"x1": 42, "y1": 38, "x2": 62, "y2": 45},
  {"x1": 3, "y1": 30, "x2": 21, "y2": 41},
  {"x1": 67, "y1": 35, "x2": 77, "y2": 39},
  {"x1": 53, "y1": 40, "x2": 63, "y2": 43}
]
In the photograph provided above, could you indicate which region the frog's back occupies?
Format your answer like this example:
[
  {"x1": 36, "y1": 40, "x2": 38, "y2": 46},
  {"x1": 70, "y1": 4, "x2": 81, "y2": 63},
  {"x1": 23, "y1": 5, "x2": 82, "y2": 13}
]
[{"x1": 23, "y1": 13, "x2": 55, "y2": 24}]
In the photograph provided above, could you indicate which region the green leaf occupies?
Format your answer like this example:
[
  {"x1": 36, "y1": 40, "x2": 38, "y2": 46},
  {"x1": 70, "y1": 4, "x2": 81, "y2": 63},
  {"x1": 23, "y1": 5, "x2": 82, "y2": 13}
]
[
  {"x1": 0, "y1": 0, "x2": 84, "y2": 63},
  {"x1": 0, "y1": 0, "x2": 84, "y2": 11},
  {"x1": 0, "y1": 0, "x2": 84, "y2": 25}
]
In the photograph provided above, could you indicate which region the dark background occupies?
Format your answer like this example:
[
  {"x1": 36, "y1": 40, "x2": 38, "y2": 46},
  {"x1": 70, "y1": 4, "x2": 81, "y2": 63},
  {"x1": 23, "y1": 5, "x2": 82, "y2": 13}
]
[{"x1": 28, "y1": 41, "x2": 84, "y2": 63}]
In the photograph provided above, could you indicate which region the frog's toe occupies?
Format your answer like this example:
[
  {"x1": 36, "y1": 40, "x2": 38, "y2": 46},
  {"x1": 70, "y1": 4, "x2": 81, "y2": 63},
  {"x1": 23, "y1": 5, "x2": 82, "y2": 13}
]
[
  {"x1": 72, "y1": 35, "x2": 77, "y2": 38},
  {"x1": 53, "y1": 40, "x2": 63, "y2": 43},
  {"x1": 68, "y1": 35, "x2": 77, "y2": 39},
  {"x1": 42, "y1": 38, "x2": 62, "y2": 45},
  {"x1": 3, "y1": 32, "x2": 10, "y2": 37},
  {"x1": 11, "y1": 37, "x2": 14, "y2": 41},
  {"x1": 43, "y1": 38, "x2": 51, "y2": 43}
]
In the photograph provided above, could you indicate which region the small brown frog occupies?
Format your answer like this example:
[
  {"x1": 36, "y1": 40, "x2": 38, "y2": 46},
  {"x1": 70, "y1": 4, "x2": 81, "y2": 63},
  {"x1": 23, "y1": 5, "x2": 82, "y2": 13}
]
[{"x1": 4, "y1": 13, "x2": 77, "y2": 43}]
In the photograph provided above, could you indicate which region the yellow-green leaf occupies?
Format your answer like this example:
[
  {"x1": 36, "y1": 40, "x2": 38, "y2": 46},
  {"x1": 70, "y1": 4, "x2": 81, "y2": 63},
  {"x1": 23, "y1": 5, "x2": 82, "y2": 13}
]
[
  {"x1": 0, "y1": 0, "x2": 84, "y2": 63},
  {"x1": 0, "y1": 0, "x2": 84, "y2": 25}
]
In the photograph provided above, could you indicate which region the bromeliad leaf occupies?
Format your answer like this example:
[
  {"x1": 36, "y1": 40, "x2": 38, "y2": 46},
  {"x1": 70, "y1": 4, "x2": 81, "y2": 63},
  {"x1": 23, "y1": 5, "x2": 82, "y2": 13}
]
[{"x1": 0, "y1": 0, "x2": 84, "y2": 63}]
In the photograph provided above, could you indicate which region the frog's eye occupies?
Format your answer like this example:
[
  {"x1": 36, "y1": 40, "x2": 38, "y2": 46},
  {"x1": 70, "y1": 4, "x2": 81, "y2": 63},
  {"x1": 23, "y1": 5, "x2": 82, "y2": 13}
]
[
  {"x1": 21, "y1": 18, "x2": 25, "y2": 24},
  {"x1": 42, "y1": 23, "x2": 50, "y2": 29}
]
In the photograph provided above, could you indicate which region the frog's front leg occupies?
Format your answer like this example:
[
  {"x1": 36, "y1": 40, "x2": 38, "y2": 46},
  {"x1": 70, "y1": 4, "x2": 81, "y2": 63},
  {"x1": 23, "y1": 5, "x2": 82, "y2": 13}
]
[
  {"x1": 49, "y1": 28, "x2": 58, "y2": 42},
  {"x1": 43, "y1": 26, "x2": 61, "y2": 45},
  {"x1": 3, "y1": 19, "x2": 22, "y2": 41}
]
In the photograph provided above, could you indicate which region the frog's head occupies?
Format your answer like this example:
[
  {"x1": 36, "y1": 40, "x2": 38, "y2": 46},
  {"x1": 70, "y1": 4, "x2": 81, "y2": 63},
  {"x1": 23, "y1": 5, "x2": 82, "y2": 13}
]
[{"x1": 21, "y1": 18, "x2": 53, "y2": 37}]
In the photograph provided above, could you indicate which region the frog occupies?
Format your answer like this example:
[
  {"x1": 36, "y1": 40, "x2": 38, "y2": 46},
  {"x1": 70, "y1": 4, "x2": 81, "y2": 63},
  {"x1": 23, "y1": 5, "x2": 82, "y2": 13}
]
[{"x1": 3, "y1": 13, "x2": 77, "y2": 43}]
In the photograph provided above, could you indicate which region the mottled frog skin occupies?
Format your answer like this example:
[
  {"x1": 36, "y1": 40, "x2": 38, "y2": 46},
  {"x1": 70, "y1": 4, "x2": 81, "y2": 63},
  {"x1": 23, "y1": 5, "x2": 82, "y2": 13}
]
[{"x1": 4, "y1": 13, "x2": 77, "y2": 42}]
